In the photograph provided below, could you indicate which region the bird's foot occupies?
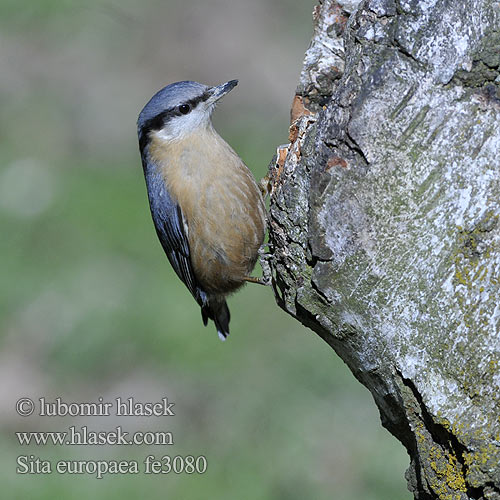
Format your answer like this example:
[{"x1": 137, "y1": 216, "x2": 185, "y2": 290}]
[
  {"x1": 244, "y1": 245, "x2": 273, "y2": 286},
  {"x1": 243, "y1": 275, "x2": 269, "y2": 286},
  {"x1": 258, "y1": 174, "x2": 271, "y2": 199}
]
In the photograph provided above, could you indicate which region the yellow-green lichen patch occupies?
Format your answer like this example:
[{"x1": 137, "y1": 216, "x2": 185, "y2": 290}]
[
  {"x1": 415, "y1": 420, "x2": 426, "y2": 444},
  {"x1": 428, "y1": 446, "x2": 467, "y2": 499},
  {"x1": 463, "y1": 442, "x2": 500, "y2": 489},
  {"x1": 446, "y1": 211, "x2": 500, "y2": 398}
]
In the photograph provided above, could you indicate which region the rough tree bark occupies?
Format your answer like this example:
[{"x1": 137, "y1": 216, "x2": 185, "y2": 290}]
[{"x1": 266, "y1": 1, "x2": 500, "y2": 498}]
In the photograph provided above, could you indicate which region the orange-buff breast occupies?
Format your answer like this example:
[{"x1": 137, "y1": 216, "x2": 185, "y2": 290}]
[{"x1": 149, "y1": 127, "x2": 266, "y2": 294}]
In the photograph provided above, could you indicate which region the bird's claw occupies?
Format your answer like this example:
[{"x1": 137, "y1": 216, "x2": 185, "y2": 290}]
[
  {"x1": 258, "y1": 174, "x2": 271, "y2": 199},
  {"x1": 244, "y1": 244, "x2": 273, "y2": 286}
]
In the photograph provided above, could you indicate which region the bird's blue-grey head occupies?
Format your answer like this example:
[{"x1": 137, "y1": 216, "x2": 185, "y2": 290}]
[{"x1": 137, "y1": 80, "x2": 238, "y2": 151}]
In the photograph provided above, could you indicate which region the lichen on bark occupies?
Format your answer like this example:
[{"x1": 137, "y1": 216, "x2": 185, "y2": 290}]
[{"x1": 266, "y1": 1, "x2": 500, "y2": 498}]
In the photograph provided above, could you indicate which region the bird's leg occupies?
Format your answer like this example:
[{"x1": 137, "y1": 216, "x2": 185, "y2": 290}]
[
  {"x1": 244, "y1": 244, "x2": 272, "y2": 286},
  {"x1": 258, "y1": 174, "x2": 271, "y2": 199},
  {"x1": 244, "y1": 276, "x2": 267, "y2": 286}
]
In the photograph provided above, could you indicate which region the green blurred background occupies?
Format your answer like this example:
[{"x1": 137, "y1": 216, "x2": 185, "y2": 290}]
[{"x1": 0, "y1": 0, "x2": 411, "y2": 498}]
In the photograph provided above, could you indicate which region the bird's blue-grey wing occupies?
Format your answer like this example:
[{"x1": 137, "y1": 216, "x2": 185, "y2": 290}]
[{"x1": 144, "y1": 165, "x2": 205, "y2": 305}]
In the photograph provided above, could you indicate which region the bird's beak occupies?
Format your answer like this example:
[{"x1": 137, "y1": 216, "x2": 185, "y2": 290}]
[{"x1": 207, "y1": 80, "x2": 238, "y2": 104}]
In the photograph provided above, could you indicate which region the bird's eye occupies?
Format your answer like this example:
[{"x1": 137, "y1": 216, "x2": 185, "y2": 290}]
[{"x1": 179, "y1": 104, "x2": 191, "y2": 115}]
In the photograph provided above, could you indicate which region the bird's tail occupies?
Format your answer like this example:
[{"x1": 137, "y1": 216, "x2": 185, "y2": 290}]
[{"x1": 201, "y1": 296, "x2": 230, "y2": 341}]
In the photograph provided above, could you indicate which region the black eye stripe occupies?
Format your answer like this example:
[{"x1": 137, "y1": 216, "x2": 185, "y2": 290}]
[
  {"x1": 180, "y1": 91, "x2": 210, "y2": 113},
  {"x1": 139, "y1": 90, "x2": 212, "y2": 145}
]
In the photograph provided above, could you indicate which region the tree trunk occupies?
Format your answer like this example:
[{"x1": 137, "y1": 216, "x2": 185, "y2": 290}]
[{"x1": 266, "y1": 1, "x2": 500, "y2": 498}]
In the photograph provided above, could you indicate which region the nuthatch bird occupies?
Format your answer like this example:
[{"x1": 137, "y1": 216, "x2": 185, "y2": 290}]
[{"x1": 137, "y1": 80, "x2": 266, "y2": 340}]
